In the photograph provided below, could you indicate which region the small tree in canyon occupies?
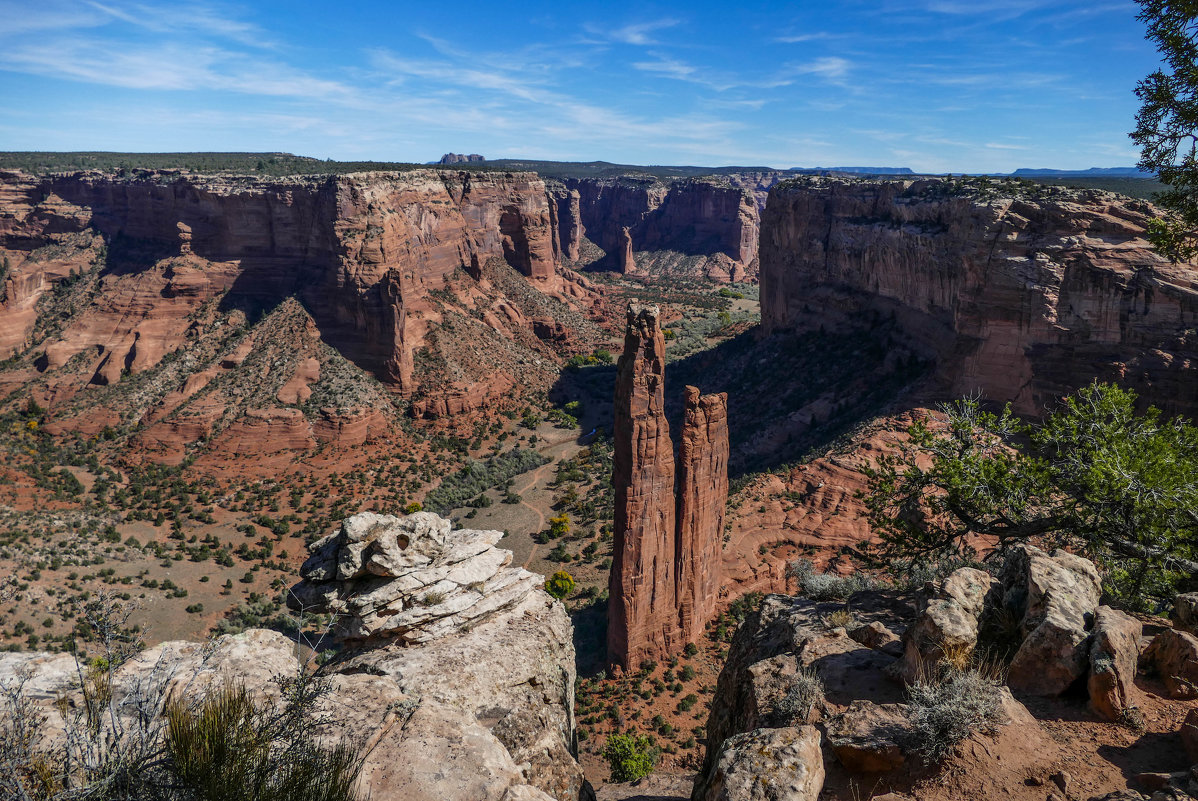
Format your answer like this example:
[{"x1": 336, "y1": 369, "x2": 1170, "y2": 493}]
[{"x1": 861, "y1": 382, "x2": 1198, "y2": 609}]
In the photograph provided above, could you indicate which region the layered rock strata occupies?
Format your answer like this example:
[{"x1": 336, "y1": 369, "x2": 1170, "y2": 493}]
[
  {"x1": 287, "y1": 510, "x2": 589, "y2": 800},
  {"x1": 0, "y1": 169, "x2": 603, "y2": 462},
  {"x1": 608, "y1": 304, "x2": 728, "y2": 668},
  {"x1": 0, "y1": 167, "x2": 583, "y2": 405},
  {"x1": 760, "y1": 177, "x2": 1198, "y2": 418},
  {"x1": 288, "y1": 511, "x2": 541, "y2": 644}
]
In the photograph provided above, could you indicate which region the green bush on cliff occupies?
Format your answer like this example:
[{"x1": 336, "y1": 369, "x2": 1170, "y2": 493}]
[
  {"x1": 602, "y1": 732, "x2": 658, "y2": 782},
  {"x1": 166, "y1": 680, "x2": 365, "y2": 801}
]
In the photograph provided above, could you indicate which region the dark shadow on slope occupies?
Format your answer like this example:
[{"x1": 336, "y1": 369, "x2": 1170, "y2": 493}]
[
  {"x1": 571, "y1": 597, "x2": 610, "y2": 678},
  {"x1": 100, "y1": 233, "x2": 180, "y2": 277},
  {"x1": 666, "y1": 320, "x2": 933, "y2": 476},
  {"x1": 548, "y1": 314, "x2": 934, "y2": 480}
]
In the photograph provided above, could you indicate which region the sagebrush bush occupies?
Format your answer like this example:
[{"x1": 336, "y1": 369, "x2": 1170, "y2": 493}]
[
  {"x1": 904, "y1": 668, "x2": 1004, "y2": 763},
  {"x1": 771, "y1": 666, "x2": 825, "y2": 725},
  {"x1": 788, "y1": 559, "x2": 878, "y2": 601}
]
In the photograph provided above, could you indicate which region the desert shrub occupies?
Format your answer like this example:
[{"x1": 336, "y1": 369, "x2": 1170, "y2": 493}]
[
  {"x1": 166, "y1": 680, "x2": 364, "y2": 801},
  {"x1": 822, "y1": 608, "x2": 856, "y2": 629},
  {"x1": 419, "y1": 591, "x2": 446, "y2": 607},
  {"x1": 549, "y1": 513, "x2": 571, "y2": 538},
  {"x1": 423, "y1": 449, "x2": 548, "y2": 514},
  {"x1": 771, "y1": 666, "x2": 825, "y2": 725},
  {"x1": 544, "y1": 570, "x2": 575, "y2": 600},
  {"x1": 602, "y1": 732, "x2": 658, "y2": 782},
  {"x1": 788, "y1": 559, "x2": 878, "y2": 601},
  {"x1": 861, "y1": 383, "x2": 1198, "y2": 610},
  {"x1": 904, "y1": 668, "x2": 1004, "y2": 763}
]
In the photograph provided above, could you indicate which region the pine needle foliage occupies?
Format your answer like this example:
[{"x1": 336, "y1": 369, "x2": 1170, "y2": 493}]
[{"x1": 861, "y1": 382, "x2": 1198, "y2": 609}]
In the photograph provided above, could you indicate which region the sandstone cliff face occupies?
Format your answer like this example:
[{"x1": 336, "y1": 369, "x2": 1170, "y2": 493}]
[
  {"x1": 11, "y1": 169, "x2": 560, "y2": 390},
  {"x1": 608, "y1": 304, "x2": 727, "y2": 668},
  {"x1": 0, "y1": 169, "x2": 595, "y2": 453},
  {"x1": 554, "y1": 177, "x2": 760, "y2": 281},
  {"x1": 760, "y1": 177, "x2": 1198, "y2": 417}
]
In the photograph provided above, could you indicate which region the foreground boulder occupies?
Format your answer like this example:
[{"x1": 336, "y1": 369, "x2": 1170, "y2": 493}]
[
  {"x1": 697, "y1": 726, "x2": 824, "y2": 801},
  {"x1": 899, "y1": 567, "x2": 999, "y2": 683},
  {"x1": 825, "y1": 700, "x2": 907, "y2": 772},
  {"x1": 1171, "y1": 593, "x2": 1198, "y2": 634},
  {"x1": 1004, "y1": 545, "x2": 1103, "y2": 696},
  {"x1": 694, "y1": 585, "x2": 1064, "y2": 800},
  {"x1": 1144, "y1": 628, "x2": 1198, "y2": 700},
  {"x1": 1087, "y1": 606, "x2": 1144, "y2": 721}
]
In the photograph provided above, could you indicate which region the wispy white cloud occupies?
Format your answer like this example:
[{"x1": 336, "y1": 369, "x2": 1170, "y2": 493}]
[
  {"x1": 774, "y1": 32, "x2": 836, "y2": 43},
  {"x1": 631, "y1": 53, "x2": 854, "y2": 92},
  {"x1": 587, "y1": 18, "x2": 682, "y2": 46},
  {"x1": 0, "y1": 37, "x2": 353, "y2": 99},
  {"x1": 84, "y1": 1, "x2": 273, "y2": 47}
]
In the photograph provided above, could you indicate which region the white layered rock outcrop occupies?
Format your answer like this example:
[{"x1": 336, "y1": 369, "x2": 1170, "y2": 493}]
[
  {"x1": 287, "y1": 511, "x2": 543, "y2": 644},
  {"x1": 0, "y1": 512, "x2": 591, "y2": 801}
]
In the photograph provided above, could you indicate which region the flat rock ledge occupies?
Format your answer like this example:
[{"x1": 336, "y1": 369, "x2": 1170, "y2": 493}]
[{"x1": 287, "y1": 511, "x2": 541, "y2": 644}]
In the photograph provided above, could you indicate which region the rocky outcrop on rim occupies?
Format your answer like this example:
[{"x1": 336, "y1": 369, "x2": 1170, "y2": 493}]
[
  {"x1": 0, "y1": 511, "x2": 593, "y2": 801},
  {"x1": 287, "y1": 511, "x2": 542, "y2": 645}
]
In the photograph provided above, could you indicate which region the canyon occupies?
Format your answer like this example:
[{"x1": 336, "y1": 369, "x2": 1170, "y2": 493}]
[
  {"x1": 608, "y1": 303, "x2": 728, "y2": 669},
  {"x1": 2, "y1": 157, "x2": 1198, "y2": 799},
  {"x1": 0, "y1": 167, "x2": 777, "y2": 466},
  {"x1": 553, "y1": 176, "x2": 766, "y2": 281}
]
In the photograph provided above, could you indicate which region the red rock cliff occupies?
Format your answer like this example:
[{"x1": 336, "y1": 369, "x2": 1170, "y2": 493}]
[
  {"x1": 609, "y1": 303, "x2": 678, "y2": 667},
  {"x1": 609, "y1": 305, "x2": 728, "y2": 669},
  {"x1": 0, "y1": 169, "x2": 568, "y2": 400},
  {"x1": 760, "y1": 177, "x2": 1198, "y2": 417}
]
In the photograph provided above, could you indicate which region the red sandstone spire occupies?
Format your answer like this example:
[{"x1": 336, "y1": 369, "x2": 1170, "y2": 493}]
[
  {"x1": 608, "y1": 305, "x2": 728, "y2": 669},
  {"x1": 609, "y1": 303, "x2": 677, "y2": 668},
  {"x1": 676, "y1": 385, "x2": 728, "y2": 646}
]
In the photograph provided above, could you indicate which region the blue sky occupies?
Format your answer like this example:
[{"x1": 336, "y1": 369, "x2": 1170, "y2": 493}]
[{"x1": 0, "y1": 0, "x2": 1161, "y2": 172}]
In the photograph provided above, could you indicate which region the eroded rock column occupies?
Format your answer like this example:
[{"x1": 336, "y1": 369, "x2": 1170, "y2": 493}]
[
  {"x1": 609, "y1": 303, "x2": 677, "y2": 668},
  {"x1": 676, "y1": 385, "x2": 728, "y2": 646},
  {"x1": 609, "y1": 306, "x2": 729, "y2": 669}
]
